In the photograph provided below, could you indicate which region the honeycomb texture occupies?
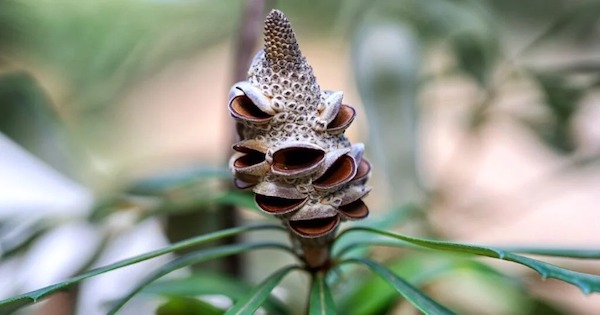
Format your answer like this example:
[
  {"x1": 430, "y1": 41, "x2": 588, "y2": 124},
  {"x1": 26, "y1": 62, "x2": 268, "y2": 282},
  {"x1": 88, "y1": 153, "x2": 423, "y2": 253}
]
[{"x1": 228, "y1": 9, "x2": 371, "y2": 246}]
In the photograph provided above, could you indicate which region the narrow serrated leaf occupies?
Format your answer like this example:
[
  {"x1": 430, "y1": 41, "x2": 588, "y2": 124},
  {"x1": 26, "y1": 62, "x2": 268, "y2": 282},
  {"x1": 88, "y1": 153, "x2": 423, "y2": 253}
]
[
  {"x1": 225, "y1": 265, "x2": 299, "y2": 315},
  {"x1": 108, "y1": 242, "x2": 293, "y2": 314},
  {"x1": 496, "y1": 247, "x2": 600, "y2": 259},
  {"x1": 342, "y1": 258, "x2": 455, "y2": 315},
  {"x1": 309, "y1": 272, "x2": 336, "y2": 315},
  {"x1": 337, "y1": 227, "x2": 600, "y2": 295},
  {"x1": 0, "y1": 224, "x2": 284, "y2": 314}
]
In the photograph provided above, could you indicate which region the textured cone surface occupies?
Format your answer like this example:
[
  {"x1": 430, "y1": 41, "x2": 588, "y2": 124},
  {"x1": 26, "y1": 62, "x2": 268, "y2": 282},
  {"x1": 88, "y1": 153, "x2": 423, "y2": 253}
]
[
  {"x1": 229, "y1": 9, "x2": 371, "y2": 244},
  {"x1": 264, "y1": 10, "x2": 303, "y2": 65}
]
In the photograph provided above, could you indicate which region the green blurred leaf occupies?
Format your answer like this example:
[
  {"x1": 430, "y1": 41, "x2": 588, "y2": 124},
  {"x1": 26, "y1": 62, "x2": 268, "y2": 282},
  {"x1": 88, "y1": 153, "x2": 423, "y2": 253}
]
[
  {"x1": 341, "y1": 258, "x2": 455, "y2": 315},
  {"x1": 527, "y1": 299, "x2": 565, "y2": 315},
  {"x1": 309, "y1": 272, "x2": 336, "y2": 315},
  {"x1": 0, "y1": 0, "x2": 25, "y2": 59},
  {"x1": 123, "y1": 166, "x2": 261, "y2": 218},
  {"x1": 450, "y1": 30, "x2": 497, "y2": 85},
  {"x1": 450, "y1": 1, "x2": 498, "y2": 85},
  {"x1": 340, "y1": 254, "x2": 445, "y2": 315},
  {"x1": 536, "y1": 73, "x2": 581, "y2": 123},
  {"x1": 0, "y1": 224, "x2": 284, "y2": 314},
  {"x1": 19, "y1": 1, "x2": 240, "y2": 110},
  {"x1": 338, "y1": 253, "x2": 523, "y2": 315},
  {"x1": 0, "y1": 219, "x2": 51, "y2": 259},
  {"x1": 352, "y1": 20, "x2": 423, "y2": 204},
  {"x1": 127, "y1": 167, "x2": 232, "y2": 195},
  {"x1": 92, "y1": 181, "x2": 262, "y2": 223},
  {"x1": 337, "y1": 227, "x2": 600, "y2": 295},
  {"x1": 146, "y1": 190, "x2": 262, "y2": 220},
  {"x1": 108, "y1": 242, "x2": 294, "y2": 314},
  {"x1": 523, "y1": 71, "x2": 585, "y2": 153},
  {"x1": 224, "y1": 265, "x2": 300, "y2": 315},
  {"x1": 4, "y1": 1, "x2": 244, "y2": 156},
  {"x1": 145, "y1": 272, "x2": 289, "y2": 315},
  {"x1": 0, "y1": 71, "x2": 78, "y2": 177},
  {"x1": 156, "y1": 297, "x2": 223, "y2": 315},
  {"x1": 516, "y1": 1, "x2": 600, "y2": 56}
]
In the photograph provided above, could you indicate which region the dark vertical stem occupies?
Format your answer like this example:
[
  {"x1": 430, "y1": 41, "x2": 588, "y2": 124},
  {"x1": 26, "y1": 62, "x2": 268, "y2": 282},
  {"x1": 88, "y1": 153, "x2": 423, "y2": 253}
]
[
  {"x1": 165, "y1": 0, "x2": 272, "y2": 277},
  {"x1": 217, "y1": 0, "x2": 272, "y2": 276},
  {"x1": 232, "y1": 0, "x2": 268, "y2": 83}
]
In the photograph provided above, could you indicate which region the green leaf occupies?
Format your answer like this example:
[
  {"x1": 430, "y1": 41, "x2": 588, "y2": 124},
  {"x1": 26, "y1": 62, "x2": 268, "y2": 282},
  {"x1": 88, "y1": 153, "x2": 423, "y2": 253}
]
[
  {"x1": 339, "y1": 253, "x2": 447, "y2": 315},
  {"x1": 496, "y1": 247, "x2": 600, "y2": 259},
  {"x1": 224, "y1": 265, "x2": 300, "y2": 315},
  {"x1": 337, "y1": 227, "x2": 600, "y2": 294},
  {"x1": 144, "y1": 272, "x2": 289, "y2": 315},
  {"x1": 309, "y1": 272, "x2": 336, "y2": 315},
  {"x1": 332, "y1": 203, "x2": 420, "y2": 258},
  {"x1": 338, "y1": 253, "x2": 522, "y2": 315},
  {"x1": 0, "y1": 224, "x2": 284, "y2": 314},
  {"x1": 156, "y1": 297, "x2": 223, "y2": 315},
  {"x1": 108, "y1": 242, "x2": 294, "y2": 314},
  {"x1": 341, "y1": 258, "x2": 455, "y2": 315}
]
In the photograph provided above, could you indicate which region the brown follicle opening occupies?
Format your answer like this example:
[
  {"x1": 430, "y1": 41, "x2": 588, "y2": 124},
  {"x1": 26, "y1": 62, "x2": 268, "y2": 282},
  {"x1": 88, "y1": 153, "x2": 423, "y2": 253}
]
[
  {"x1": 352, "y1": 159, "x2": 371, "y2": 183},
  {"x1": 255, "y1": 194, "x2": 307, "y2": 214},
  {"x1": 326, "y1": 105, "x2": 355, "y2": 133},
  {"x1": 233, "y1": 141, "x2": 266, "y2": 154},
  {"x1": 233, "y1": 151, "x2": 266, "y2": 169},
  {"x1": 229, "y1": 95, "x2": 272, "y2": 123},
  {"x1": 339, "y1": 199, "x2": 369, "y2": 220},
  {"x1": 272, "y1": 147, "x2": 325, "y2": 175},
  {"x1": 314, "y1": 155, "x2": 356, "y2": 190},
  {"x1": 289, "y1": 216, "x2": 340, "y2": 237}
]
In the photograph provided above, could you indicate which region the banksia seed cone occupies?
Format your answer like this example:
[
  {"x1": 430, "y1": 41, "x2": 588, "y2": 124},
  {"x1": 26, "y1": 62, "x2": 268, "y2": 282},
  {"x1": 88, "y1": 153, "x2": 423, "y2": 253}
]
[{"x1": 228, "y1": 9, "x2": 371, "y2": 264}]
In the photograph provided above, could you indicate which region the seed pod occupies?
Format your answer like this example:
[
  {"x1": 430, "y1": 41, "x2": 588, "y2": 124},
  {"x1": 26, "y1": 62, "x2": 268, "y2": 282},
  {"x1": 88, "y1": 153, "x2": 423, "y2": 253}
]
[{"x1": 229, "y1": 9, "x2": 371, "y2": 254}]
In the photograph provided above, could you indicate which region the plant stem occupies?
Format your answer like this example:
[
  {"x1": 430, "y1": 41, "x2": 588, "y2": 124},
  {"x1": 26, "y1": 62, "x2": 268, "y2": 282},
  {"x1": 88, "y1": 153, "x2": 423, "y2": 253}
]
[{"x1": 301, "y1": 243, "x2": 333, "y2": 271}]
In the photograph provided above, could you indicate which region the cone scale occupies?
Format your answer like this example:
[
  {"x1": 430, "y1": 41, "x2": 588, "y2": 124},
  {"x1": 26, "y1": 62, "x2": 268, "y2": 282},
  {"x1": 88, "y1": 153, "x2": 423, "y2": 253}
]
[{"x1": 228, "y1": 9, "x2": 371, "y2": 269}]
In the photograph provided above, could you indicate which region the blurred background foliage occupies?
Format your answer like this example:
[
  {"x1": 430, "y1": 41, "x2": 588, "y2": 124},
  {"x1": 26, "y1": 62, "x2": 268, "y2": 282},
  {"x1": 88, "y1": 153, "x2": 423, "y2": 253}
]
[{"x1": 0, "y1": 0, "x2": 599, "y2": 314}]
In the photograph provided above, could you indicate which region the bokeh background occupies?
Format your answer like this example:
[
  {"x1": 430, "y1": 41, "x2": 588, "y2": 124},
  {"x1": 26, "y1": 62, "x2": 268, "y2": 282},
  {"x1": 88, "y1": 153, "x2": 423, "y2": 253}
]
[{"x1": 1, "y1": 0, "x2": 599, "y2": 314}]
